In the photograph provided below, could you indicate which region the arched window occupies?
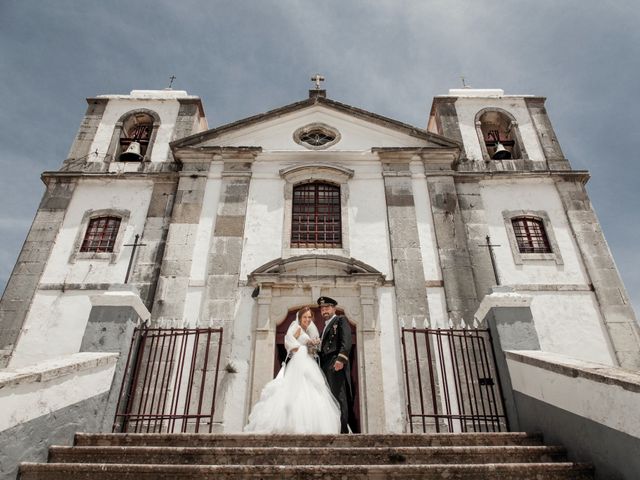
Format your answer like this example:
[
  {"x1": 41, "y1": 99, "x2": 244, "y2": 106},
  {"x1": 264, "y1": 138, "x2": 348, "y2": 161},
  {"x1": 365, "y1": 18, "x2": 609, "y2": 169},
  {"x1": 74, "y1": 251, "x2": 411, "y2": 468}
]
[
  {"x1": 291, "y1": 182, "x2": 341, "y2": 248},
  {"x1": 80, "y1": 216, "x2": 122, "y2": 252},
  {"x1": 118, "y1": 112, "x2": 154, "y2": 161},
  {"x1": 476, "y1": 110, "x2": 525, "y2": 160},
  {"x1": 511, "y1": 216, "x2": 551, "y2": 253}
]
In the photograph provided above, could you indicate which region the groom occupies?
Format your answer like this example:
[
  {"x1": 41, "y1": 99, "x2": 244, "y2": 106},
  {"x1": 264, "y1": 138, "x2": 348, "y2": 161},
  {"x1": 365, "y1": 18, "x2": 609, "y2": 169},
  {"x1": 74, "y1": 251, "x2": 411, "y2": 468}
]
[{"x1": 317, "y1": 296, "x2": 354, "y2": 433}]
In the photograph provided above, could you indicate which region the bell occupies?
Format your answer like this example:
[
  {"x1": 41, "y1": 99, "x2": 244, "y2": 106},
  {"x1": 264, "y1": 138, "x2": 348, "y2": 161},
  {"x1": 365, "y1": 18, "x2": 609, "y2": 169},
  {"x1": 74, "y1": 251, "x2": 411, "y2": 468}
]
[
  {"x1": 119, "y1": 141, "x2": 143, "y2": 162},
  {"x1": 492, "y1": 142, "x2": 512, "y2": 160}
]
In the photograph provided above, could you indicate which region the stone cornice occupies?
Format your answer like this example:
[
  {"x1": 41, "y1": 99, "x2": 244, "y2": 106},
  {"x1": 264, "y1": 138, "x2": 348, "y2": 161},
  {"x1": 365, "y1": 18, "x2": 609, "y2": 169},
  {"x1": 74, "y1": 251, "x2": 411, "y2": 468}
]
[
  {"x1": 452, "y1": 170, "x2": 590, "y2": 183},
  {"x1": 41, "y1": 171, "x2": 178, "y2": 184},
  {"x1": 173, "y1": 146, "x2": 262, "y2": 164},
  {"x1": 373, "y1": 147, "x2": 460, "y2": 172}
]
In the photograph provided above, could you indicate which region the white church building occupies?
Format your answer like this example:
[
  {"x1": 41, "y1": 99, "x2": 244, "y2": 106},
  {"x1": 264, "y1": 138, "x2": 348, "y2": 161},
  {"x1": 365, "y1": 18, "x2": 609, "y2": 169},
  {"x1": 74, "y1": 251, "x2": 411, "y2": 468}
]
[{"x1": 1, "y1": 82, "x2": 639, "y2": 479}]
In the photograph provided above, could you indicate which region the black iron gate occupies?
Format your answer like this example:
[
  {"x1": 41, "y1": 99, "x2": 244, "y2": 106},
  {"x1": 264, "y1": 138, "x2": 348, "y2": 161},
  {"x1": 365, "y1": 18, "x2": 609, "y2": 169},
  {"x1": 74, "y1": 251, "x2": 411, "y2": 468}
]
[
  {"x1": 113, "y1": 327, "x2": 223, "y2": 433},
  {"x1": 401, "y1": 327, "x2": 507, "y2": 433}
]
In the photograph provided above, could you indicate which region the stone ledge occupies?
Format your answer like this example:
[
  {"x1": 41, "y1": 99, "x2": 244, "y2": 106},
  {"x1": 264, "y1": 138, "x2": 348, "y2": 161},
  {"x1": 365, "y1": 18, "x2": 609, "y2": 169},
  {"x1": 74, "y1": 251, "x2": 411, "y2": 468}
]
[
  {"x1": 90, "y1": 286, "x2": 151, "y2": 323},
  {"x1": 505, "y1": 350, "x2": 640, "y2": 393},
  {"x1": 0, "y1": 352, "x2": 118, "y2": 390},
  {"x1": 475, "y1": 289, "x2": 533, "y2": 322}
]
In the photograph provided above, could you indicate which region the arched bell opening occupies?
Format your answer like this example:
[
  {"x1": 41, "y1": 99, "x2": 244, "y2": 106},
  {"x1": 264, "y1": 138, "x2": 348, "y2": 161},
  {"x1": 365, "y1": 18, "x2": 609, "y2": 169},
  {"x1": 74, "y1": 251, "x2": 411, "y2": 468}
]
[{"x1": 475, "y1": 108, "x2": 528, "y2": 161}]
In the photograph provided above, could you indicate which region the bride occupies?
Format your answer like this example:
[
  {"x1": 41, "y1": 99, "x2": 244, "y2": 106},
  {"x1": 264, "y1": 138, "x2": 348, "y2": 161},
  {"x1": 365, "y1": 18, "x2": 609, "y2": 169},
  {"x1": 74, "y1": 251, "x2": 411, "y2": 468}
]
[{"x1": 244, "y1": 306, "x2": 341, "y2": 433}]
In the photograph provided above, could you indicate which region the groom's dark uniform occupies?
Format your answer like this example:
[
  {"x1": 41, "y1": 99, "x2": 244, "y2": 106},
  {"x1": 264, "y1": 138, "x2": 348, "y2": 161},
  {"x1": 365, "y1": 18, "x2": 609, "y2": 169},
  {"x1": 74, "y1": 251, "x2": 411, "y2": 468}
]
[{"x1": 318, "y1": 296, "x2": 354, "y2": 434}]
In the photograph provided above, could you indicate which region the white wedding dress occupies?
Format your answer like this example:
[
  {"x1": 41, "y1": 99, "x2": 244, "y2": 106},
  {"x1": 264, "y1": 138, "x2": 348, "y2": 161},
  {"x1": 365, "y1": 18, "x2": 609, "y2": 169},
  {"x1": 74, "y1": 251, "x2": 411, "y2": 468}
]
[{"x1": 244, "y1": 320, "x2": 341, "y2": 434}]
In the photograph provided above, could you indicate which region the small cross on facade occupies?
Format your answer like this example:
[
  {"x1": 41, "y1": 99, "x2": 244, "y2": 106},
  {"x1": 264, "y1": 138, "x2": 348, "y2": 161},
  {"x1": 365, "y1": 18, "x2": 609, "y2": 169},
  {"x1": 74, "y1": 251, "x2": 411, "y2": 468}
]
[
  {"x1": 311, "y1": 74, "x2": 325, "y2": 90},
  {"x1": 168, "y1": 75, "x2": 176, "y2": 89},
  {"x1": 123, "y1": 234, "x2": 147, "y2": 284},
  {"x1": 478, "y1": 235, "x2": 502, "y2": 286}
]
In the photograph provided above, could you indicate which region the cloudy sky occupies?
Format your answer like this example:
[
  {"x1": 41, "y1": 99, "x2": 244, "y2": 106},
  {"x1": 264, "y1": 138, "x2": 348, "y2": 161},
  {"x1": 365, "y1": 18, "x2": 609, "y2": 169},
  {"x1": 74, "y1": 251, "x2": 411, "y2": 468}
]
[{"x1": 1, "y1": 1, "x2": 638, "y2": 312}]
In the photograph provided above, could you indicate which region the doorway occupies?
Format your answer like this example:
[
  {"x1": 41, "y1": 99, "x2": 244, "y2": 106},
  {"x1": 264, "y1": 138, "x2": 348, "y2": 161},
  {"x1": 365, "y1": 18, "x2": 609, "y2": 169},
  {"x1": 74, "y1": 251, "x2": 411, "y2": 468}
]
[{"x1": 275, "y1": 307, "x2": 360, "y2": 433}]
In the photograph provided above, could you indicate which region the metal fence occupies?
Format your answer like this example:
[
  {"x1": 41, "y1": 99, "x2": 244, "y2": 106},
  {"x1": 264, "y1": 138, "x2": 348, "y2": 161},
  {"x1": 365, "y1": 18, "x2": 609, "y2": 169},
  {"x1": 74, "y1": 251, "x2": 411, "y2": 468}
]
[
  {"x1": 113, "y1": 327, "x2": 223, "y2": 433},
  {"x1": 401, "y1": 327, "x2": 507, "y2": 433}
]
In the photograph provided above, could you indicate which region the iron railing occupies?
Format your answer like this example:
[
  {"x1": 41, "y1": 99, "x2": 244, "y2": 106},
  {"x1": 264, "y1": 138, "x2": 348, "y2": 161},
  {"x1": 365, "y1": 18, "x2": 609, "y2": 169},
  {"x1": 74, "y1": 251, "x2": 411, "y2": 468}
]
[
  {"x1": 113, "y1": 327, "x2": 223, "y2": 433},
  {"x1": 401, "y1": 327, "x2": 507, "y2": 433}
]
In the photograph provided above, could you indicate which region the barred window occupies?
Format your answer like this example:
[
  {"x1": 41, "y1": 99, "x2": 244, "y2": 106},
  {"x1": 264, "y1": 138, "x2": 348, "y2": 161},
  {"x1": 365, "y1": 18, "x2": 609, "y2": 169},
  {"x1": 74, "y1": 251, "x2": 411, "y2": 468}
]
[
  {"x1": 512, "y1": 217, "x2": 551, "y2": 253},
  {"x1": 80, "y1": 216, "x2": 121, "y2": 252},
  {"x1": 291, "y1": 182, "x2": 341, "y2": 248}
]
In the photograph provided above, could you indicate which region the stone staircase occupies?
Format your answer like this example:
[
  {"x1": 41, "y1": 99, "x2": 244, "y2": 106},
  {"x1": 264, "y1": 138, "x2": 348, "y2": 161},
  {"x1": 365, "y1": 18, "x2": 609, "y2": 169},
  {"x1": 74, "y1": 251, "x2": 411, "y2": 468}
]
[{"x1": 19, "y1": 432, "x2": 593, "y2": 479}]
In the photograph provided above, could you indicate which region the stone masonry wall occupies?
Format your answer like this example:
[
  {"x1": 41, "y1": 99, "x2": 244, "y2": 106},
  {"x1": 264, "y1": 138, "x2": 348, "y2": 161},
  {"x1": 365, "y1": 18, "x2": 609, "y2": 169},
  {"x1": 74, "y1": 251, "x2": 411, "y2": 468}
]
[
  {"x1": 0, "y1": 179, "x2": 76, "y2": 367},
  {"x1": 426, "y1": 175, "x2": 479, "y2": 324},
  {"x1": 556, "y1": 179, "x2": 640, "y2": 369},
  {"x1": 65, "y1": 99, "x2": 107, "y2": 162}
]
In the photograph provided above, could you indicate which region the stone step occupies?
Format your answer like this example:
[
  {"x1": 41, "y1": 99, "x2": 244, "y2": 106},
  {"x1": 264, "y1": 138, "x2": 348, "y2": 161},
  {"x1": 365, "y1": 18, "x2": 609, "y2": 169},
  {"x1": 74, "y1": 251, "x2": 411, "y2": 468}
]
[
  {"x1": 19, "y1": 462, "x2": 594, "y2": 480},
  {"x1": 74, "y1": 432, "x2": 544, "y2": 448},
  {"x1": 49, "y1": 445, "x2": 567, "y2": 465}
]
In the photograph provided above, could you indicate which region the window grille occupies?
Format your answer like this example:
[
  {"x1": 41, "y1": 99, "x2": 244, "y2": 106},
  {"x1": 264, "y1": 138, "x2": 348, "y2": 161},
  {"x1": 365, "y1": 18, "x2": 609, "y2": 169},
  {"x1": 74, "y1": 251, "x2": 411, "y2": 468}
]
[
  {"x1": 511, "y1": 217, "x2": 551, "y2": 253},
  {"x1": 299, "y1": 129, "x2": 335, "y2": 147},
  {"x1": 291, "y1": 182, "x2": 341, "y2": 248},
  {"x1": 80, "y1": 216, "x2": 121, "y2": 252}
]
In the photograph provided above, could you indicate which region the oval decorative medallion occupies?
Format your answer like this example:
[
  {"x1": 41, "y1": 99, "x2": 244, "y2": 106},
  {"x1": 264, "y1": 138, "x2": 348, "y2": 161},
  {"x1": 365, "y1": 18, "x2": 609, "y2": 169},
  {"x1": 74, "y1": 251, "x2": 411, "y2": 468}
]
[{"x1": 293, "y1": 123, "x2": 341, "y2": 150}]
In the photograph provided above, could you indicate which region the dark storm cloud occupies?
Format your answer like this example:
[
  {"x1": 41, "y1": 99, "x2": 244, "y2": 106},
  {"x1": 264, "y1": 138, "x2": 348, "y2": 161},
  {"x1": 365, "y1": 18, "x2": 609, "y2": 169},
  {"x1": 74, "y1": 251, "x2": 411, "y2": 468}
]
[{"x1": 1, "y1": 0, "x2": 638, "y2": 312}]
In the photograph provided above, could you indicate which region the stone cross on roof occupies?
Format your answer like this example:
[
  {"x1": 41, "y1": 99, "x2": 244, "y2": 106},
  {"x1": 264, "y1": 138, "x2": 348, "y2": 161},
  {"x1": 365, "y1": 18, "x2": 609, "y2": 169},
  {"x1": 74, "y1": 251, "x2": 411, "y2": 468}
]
[{"x1": 311, "y1": 74, "x2": 325, "y2": 90}]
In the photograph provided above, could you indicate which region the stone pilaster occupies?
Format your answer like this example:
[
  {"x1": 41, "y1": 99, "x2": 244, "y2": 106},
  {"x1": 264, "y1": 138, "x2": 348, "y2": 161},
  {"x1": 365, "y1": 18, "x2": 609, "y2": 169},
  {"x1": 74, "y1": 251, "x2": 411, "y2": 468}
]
[
  {"x1": 249, "y1": 284, "x2": 274, "y2": 408},
  {"x1": 358, "y1": 282, "x2": 386, "y2": 433},
  {"x1": 128, "y1": 178, "x2": 178, "y2": 308},
  {"x1": 381, "y1": 156, "x2": 438, "y2": 432},
  {"x1": 430, "y1": 98, "x2": 464, "y2": 146},
  {"x1": 0, "y1": 178, "x2": 76, "y2": 367},
  {"x1": 456, "y1": 181, "x2": 496, "y2": 300},
  {"x1": 202, "y1": 156, "x2": 254, "y2": 427},
  {"x1": 174, "y1": 100, "x2": 203, "y2": 140},
  {"x1": 556, "y1": 179, "x2": 640, "y2": 369},
  {"x1": 381, "y1": 159, "x2": 430, "y2": 325},
  {"x1": 151, "y1": 160, "x2": 209, "y2": 326},
  {"x1": 204, "y1": 159, "x2": 253, "y2": 327},
  {"x1": 525, "y1": 97, "x2": 570, "y2": 171},
  {"x1": 425, "y1": 174, "x2": 479, "y2": 324},
  {"x1": 65, "y1": 98, "x2": 107, "y2": 162}
]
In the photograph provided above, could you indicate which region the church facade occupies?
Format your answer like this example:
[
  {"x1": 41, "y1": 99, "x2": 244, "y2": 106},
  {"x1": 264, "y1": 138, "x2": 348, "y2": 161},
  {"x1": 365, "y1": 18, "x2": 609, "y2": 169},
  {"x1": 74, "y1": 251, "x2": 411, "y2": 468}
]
[{"x1": 1, "y1": 85, "x2": 638, "y2": 435}]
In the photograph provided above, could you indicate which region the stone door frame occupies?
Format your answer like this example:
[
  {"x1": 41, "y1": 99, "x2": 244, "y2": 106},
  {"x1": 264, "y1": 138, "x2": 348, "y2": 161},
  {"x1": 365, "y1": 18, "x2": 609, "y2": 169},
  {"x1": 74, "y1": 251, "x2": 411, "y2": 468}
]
[{"x1": 247, "y1": 254, "x2": 386, "y2": 433}]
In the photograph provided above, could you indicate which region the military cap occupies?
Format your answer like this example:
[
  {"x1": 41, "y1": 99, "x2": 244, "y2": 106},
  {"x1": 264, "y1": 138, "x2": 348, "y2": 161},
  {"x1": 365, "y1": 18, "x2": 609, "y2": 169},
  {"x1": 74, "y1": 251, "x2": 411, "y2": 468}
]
[{"x1": 317, "y1": 296, "x2": 338, "y2": 306}]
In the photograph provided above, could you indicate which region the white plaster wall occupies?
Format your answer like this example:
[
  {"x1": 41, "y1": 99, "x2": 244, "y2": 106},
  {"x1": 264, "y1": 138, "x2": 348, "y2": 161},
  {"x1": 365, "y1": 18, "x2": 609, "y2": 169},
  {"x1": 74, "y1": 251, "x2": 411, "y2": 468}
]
[
  {"x1": 0, "y1": 353, "x2": 117, "y2": 432},
  {"x1": 507, "y1": 351, "x2": 640, "y2": 439},
  {"x1": 239, "y1": 162, "x2": 286, "y2": 280},
  {"x1": 204, "y1": 106, "x2": 428, "y2": 151},
  {"x1": 41, "y1": 179, "x2": 153, "y2": 285},
  {"x1": 453, "y1": 96, "x2": 545, "y2": 162},
  {"x1": 347, "y1": 163, "x2": 392, "y2": 277},
  {"x1": 479, "y1": 178, "x2": 589, "y2": 286},
  {"x1": 530, "y1": 292, "x2": 615, "y2": 365},
  {"x1": 411, "y1": 162, "x2": 443, "y2": 283},
  {"x1": 378, "y1": 286, "x2": 405, "y2": 432},
  {"x1": 239, "y1": 158, "x2": 393, "y2": 280},
  {"x1": 88, "y1": 94, "x2": 186, "y2": 163},
  {"x1": 9, "y1": 290, "x2": 98, "y2": 368}
]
